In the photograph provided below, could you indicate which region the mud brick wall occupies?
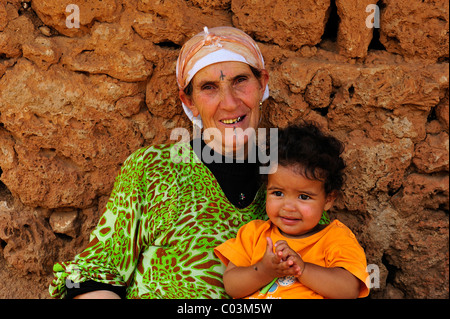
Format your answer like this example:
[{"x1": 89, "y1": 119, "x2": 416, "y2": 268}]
[{"x1": 0, "y1": 0, "x2": 448, "y2": 298}]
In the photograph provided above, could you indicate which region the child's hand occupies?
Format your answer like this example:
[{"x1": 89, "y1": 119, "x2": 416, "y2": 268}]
[
  {"x1": 274, "y1": 240, "x2": 305, "y2": 278},
  {"x1": 259, "y1": 237, "x2": 303, "y2": 279}
]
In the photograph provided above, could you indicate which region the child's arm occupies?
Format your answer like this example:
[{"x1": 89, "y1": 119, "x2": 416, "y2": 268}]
[
  {"x1": 222, "y1": 261, "x2": 274, "y2": 298},
  {"x1": 275, "y1": 240, "x2": 361, "y2": 299},
  {"x1": 223, "y1": 237, "x2": 298, "y2": 298},
  {"x1": 298, "y1": 263, "x2": 360, "y2": 299}
]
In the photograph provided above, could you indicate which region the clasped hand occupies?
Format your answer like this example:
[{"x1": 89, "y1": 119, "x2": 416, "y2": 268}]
[{"x1": 259, "y1": 237, "x2": 305, "y2": 279}]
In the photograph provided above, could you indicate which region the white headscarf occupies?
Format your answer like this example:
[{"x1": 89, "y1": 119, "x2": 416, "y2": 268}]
[{"x1": 176, "y1": 26, "x2": 269, "y2": 128}]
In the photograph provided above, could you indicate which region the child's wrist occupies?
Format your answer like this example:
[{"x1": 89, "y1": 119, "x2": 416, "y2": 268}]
[
  {"x1": 254, "y1": 261, "x2": 277, "y2": 283},
  {"x1": 296, "y1": 262, "x2": 307, "y2": 279}
]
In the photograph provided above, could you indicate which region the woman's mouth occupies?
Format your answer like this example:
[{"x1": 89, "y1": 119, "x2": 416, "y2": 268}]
[{"x1": 220, "y1": 115, "x2": 246, "y2": 125}]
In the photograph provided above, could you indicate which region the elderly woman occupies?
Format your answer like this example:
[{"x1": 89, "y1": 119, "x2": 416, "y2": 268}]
[{"x1": 49, "y1": 26, "x2": 271, "y2": 299}]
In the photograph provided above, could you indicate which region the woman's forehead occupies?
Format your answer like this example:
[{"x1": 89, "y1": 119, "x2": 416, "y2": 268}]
[{"x1": 193, "y1": 61, "x2": 252, "y2": 80}]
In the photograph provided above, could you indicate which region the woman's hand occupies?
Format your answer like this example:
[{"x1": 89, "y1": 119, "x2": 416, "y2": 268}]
[{"x1": 73, "y1": 290, "x2": 121, "y2": 299}]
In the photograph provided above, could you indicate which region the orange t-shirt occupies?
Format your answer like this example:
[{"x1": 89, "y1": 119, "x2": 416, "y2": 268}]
[{"x1": 214, "y1": 219, "x2": 370, "y2": 299}]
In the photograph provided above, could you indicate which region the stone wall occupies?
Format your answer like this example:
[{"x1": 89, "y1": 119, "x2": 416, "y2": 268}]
[{"x1": 0, "y1": 0, "x2": 448, "y2": 298}]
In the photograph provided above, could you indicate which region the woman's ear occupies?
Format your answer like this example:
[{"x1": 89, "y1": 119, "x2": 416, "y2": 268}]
[
  {"x1": 179, "y1": 90, "x2": 199, "y2": 117},
  {"x1": 259, "y1": 69, "x2": 269, "y2": 96}
]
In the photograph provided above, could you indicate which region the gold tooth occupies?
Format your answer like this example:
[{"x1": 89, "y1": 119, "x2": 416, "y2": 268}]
[{"x1": 222, "y1": 116, "x2": 241, "y2": 124}]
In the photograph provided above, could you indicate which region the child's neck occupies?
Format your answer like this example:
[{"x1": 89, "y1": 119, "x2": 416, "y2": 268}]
[{"x1": 279, "y1": 223, "x2": 327, "y2": 239}]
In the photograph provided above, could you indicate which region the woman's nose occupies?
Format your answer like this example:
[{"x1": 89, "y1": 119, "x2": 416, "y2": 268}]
[{"x1": 219, "y1": 86, "x2": 239, "y2": 111}]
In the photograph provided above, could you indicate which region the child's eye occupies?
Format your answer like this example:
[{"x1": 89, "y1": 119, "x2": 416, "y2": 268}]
[
  {"x1": 299, "y1": 194, "x2": 310, "y2": 200},
  {"x1": 272, "y1": 191, "x2": 283, "y2": 197}
]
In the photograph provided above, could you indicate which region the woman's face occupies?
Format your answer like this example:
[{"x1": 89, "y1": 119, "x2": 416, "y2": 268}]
[{"x1": 180, "y1": 61, "x2": 269, "y2": 155}]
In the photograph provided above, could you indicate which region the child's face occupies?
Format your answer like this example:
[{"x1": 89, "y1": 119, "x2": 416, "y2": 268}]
[{"x1": 266, "y1": 165, "x2": 336, "y2": 238}]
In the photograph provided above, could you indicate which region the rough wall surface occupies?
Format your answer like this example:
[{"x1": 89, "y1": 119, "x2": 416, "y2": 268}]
[{"x1": 0, "y1": 0, "x2": 448, "y2": 299}]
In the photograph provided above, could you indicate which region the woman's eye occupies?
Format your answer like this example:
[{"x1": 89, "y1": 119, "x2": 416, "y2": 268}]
[
  {"x1": 235, "y1": 76, "x2": 248, "y2": 84},
  {"x1": 201, "y1": 85, "x2": 214, "y2": 90},
  {"x1": 273, "y1": 191, "x2": 283, "y2": 197},
  {"x1": 200, "y1": 83, "x2": 216, "y2": 91},
  {"x1": 299, "y1": 194, "x2": 310, "y2": 200}
]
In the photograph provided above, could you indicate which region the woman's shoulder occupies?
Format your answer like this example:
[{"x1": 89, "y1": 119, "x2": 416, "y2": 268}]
[
  {"x1": 128, "y1": 143, "x2": 175, "y2": 157},
  {"x1": 123, "y1": 143, "x2": 190, "y2": 167}
]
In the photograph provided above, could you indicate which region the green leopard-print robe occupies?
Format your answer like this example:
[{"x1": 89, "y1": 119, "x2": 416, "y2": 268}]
[{"x1": 49, "y1": 143, "x2": 267, "y2": 298}]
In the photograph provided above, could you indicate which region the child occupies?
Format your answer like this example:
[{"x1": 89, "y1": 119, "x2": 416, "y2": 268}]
[{"x1": 214, "y1": 122, "x2": 370, "y2": 299}]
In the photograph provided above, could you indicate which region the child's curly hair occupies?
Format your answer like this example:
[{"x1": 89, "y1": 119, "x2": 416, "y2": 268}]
[{"x1": 268, "y1": 121, "x2": 346, "y2": 195}]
